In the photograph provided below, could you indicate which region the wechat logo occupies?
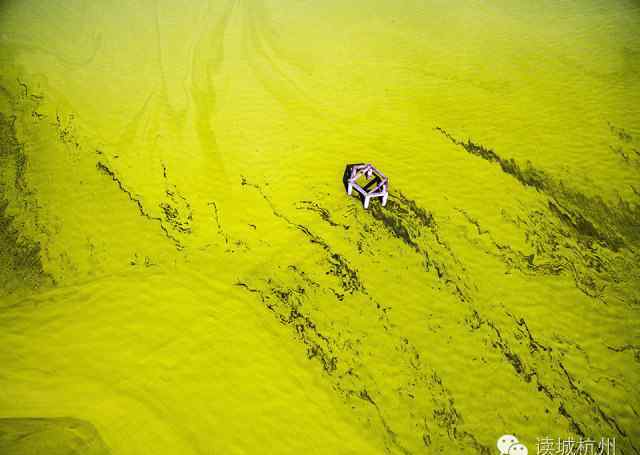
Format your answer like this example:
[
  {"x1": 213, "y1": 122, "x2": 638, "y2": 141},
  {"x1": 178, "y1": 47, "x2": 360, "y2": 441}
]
[{"x1": 498, "y1": 434, "x2": 528, "y2": 455}]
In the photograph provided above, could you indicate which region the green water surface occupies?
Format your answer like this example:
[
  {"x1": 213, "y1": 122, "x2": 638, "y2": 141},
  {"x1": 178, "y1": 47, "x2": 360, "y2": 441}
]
[{"x1": 0, "y1": 1, "x2": 639, "y2": 453}]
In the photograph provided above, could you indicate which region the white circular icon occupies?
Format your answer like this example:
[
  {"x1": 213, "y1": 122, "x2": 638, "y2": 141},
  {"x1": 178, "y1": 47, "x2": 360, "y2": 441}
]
[
  {"x1": 508, "y1": 443, "x2": 528, "y2": 455},
  {"x1": 497, "y1": 435, "x2": 520, "y2": 454}
]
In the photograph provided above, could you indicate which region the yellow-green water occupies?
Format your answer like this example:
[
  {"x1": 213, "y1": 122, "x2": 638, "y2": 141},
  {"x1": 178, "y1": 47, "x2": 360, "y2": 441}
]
[{"x1": 1, "y1": 1, "x2": 639, "y2": 453}]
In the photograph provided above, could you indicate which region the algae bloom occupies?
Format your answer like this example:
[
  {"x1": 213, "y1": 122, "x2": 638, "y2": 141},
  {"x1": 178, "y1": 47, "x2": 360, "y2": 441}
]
[{"x1": 0, "y1": 1, "x2": 639, "y2": 454}]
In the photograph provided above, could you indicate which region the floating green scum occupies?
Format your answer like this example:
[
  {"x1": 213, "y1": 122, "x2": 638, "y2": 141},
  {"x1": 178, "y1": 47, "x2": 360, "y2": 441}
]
[{"x1": 0, "y1": 1, "x2": 638, "y2": 454}]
